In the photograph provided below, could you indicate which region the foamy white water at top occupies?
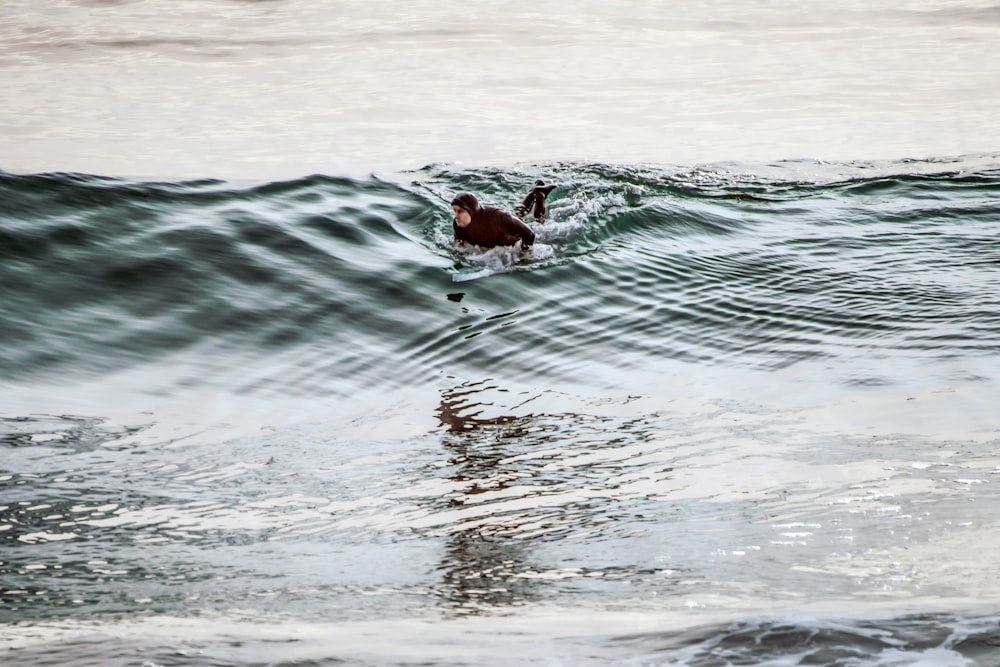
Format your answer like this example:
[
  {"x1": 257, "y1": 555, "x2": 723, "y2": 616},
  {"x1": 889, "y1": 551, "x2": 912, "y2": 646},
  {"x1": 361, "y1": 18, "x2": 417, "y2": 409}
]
[{"x1": 0, "y1": 0, "x2": 998, "y2": 179}]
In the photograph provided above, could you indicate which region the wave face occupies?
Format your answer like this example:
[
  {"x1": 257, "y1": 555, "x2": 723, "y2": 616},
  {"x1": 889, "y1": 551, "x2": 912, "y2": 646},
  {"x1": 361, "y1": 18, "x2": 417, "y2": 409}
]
[{"x1": 3, "y1": 159, "x2": 999, "y2": 396}]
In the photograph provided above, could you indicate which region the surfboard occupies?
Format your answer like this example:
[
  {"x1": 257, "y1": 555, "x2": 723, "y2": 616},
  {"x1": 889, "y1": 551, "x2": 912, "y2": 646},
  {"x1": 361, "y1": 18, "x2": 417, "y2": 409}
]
[{"x1": 451, "y1": 266, "x2": 492, "y2": 283}]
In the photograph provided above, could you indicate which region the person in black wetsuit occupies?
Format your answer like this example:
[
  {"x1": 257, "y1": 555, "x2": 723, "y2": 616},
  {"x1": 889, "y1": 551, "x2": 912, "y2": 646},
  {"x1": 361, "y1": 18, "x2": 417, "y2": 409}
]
[
  {"x1": 451, "y1": 192, "x2": 536, "y2": 250},
  {"x1": 451, "y1": 181, "x2": 557, "y2": 249}
]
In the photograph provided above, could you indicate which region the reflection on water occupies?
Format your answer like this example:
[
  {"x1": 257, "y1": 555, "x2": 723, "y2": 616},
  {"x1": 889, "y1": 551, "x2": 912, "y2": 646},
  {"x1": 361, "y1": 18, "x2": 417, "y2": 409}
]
[
  {"x1": 4, "y1": 381, "x2": 1000, "y2": 627},
  {"x1": 436, "y1": 380, "x2": 543, "y2": 613},
  {"x1": 436, "y1": 380, "x2": 528, "y2": 436},
  {"x1": 438, "y1": 532, "x2": 539, "y2": 614},
  {"x1": 4, "y1": 378, "x2": 1000, "y2": 663},
  {"x1": 430, "y1": 379, "x2": 692, "y2": 615}
]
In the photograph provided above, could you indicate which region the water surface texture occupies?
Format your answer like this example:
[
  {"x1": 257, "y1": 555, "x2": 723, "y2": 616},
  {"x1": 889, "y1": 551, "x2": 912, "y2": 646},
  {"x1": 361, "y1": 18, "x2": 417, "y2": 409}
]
[
  {"x1": 3, "y1": 1, "x2": 1000, "y2": 666},
  {"x1": 4, "y1": 159, "x2": 1000, "y2": 665}
]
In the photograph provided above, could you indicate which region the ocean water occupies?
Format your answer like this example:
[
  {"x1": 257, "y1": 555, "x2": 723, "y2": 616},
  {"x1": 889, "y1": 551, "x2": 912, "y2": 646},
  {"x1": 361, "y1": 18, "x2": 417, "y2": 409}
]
[{"x1": 4, "y1": 2, "x2": 1000, "y2": 666}]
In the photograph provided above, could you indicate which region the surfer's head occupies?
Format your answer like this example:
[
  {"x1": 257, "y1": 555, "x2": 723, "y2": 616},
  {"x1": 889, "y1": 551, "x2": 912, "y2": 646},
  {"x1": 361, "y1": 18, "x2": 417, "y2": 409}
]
[{"x1": 451, "y1": 192, "x2": 478, "y2": 228}]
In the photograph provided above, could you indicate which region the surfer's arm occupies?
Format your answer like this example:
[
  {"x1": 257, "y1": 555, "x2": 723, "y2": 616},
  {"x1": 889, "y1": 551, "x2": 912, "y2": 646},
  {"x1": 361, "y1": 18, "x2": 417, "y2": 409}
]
[{"x1": 511, "y1": 216, "x2": 535, "y2": 248}]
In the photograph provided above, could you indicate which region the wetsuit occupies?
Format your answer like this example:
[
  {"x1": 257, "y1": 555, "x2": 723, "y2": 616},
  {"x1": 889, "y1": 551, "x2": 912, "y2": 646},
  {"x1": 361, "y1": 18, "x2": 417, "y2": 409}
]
[{"x1": 452, "y1": 192, "x2": 535, "y2": 249}]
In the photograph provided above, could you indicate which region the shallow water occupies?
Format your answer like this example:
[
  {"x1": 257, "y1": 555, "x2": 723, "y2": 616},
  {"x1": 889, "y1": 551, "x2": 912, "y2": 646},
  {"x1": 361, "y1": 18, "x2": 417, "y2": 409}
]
[{"x1": 3, "y1": 1, "x2": 1000, "y2": 665}]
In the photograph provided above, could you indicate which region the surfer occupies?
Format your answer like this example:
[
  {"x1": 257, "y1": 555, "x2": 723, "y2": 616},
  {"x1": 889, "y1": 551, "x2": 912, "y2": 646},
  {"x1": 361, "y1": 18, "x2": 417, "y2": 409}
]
[
  {"x1": 452, "y1": 192, "x2": 536, "y2": 250},
  {"x1": 451, "y1": 181, "x2": 556, "y2": 250},
  {"x1": 516, "y1": 180, "x2": 557, "y2": 222}
]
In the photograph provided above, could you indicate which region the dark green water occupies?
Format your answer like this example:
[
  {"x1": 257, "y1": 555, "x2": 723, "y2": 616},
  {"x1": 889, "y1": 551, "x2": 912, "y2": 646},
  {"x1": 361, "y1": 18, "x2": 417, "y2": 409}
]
[
  {"x1": 5, "y1": 160, "x2": 1000, "y2": 392},
  {"x1": 3, "y1": 158, "x2": 1000, "y2": 665}
]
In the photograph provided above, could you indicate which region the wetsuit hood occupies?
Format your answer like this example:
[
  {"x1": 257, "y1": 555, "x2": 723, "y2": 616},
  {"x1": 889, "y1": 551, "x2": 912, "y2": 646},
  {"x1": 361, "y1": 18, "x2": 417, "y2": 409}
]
[{"x1": 451, "y1": 192, "x2": 480, "y2": 215}]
